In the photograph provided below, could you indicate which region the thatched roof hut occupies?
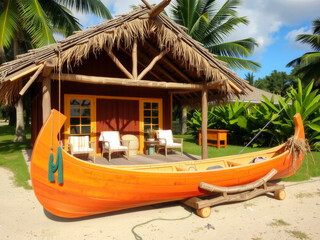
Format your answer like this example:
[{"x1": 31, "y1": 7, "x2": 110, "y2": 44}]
[{"x1": 0, "y1": 0, "x2": 251, "y2": 157}]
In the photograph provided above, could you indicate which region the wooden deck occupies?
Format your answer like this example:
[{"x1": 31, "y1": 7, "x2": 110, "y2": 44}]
[{"x1": 79, "y1": 151, "x2": 201, "y2": 166}]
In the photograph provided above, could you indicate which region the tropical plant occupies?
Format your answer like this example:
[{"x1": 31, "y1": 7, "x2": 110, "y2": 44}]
[
  {"x1": 287, "y1": 17, "x2": 320, "y2": 86},
  {"x1": 188, "y1": 80, "x2": 320, "y2": 149},
  {"x1": 170, "y1": 0, "x2": 260, "y2": 71}
]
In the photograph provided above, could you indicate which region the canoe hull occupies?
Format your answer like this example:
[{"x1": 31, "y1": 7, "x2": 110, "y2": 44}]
[{"x1": 30, "y1": 110, "x2": 305, "y2": 218}]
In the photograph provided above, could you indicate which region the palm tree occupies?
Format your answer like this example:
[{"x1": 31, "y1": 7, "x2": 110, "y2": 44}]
[
  {"x1": 245, "y1": 72, "x2": 254, "y2": 85},
  {"x1": 170, "y1": 0, "x2": 260, "y2": 71},
  {"x1": 0, "y1": 0, "x2": 112, "y2": 56},
  {"x1": 287, "y1": 17, "x2": 320, "y2": 86},
  {"x1": 0, "y1": 0, "x2": 112, "y2": 142}
]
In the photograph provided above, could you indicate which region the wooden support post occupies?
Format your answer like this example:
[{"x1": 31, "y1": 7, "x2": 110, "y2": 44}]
[
  {"x1": 103, "y1": 46, "x2": 134, "y2": 80},
  {"x1": 132, "y1": 39, "x2": 138, "y2": 79},
  {"x1": 42, "y1": 77, "x2": 51, "y2": 123},
  {"x1": 201, "y1": 87, "x2": 208, "y2": 159},
  {"x1": 137, "y1": 49, "x2": 169, "y2": 80}
]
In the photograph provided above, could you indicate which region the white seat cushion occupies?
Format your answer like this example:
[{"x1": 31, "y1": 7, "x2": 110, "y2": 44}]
[
  {"x1": 99, "y1": 131, "x2": 121, "y2": 148},
  {"x1": 73, "y1": 147, "x2": 95, "y2": 154},
  {"x1": 157, "y1": 130, "x2": 173, "y2": 145},
  {"x1": 68, "y1": 136, "x2": 90, "y2": 152}
]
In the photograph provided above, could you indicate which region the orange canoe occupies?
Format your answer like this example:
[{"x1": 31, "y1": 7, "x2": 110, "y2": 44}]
[{"x1": 30, "y1": 109, "x2": 305, "y2": 218}]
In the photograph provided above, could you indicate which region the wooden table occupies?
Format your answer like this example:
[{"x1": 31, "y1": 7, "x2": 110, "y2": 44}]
[
  {"x1": 144, "y1": 140, "x2": 160, "y2": 155},
  {"x1": 198, "y1": 129, "x2": 229, "y2": 149}
]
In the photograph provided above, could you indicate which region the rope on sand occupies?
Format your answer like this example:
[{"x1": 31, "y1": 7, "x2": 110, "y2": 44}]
[{"x1": 131, "y1": 212, "x2": 193, "y2": 240}]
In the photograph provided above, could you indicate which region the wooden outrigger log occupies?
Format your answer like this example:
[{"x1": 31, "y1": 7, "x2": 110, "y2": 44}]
[{"x1": 182, "y1": 169, "x2": 286, "y2": 218}]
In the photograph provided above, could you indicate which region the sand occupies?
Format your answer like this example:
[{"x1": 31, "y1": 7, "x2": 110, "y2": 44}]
[{"x1": 1, "y1": 167, "x2": 320, "y2": 240}]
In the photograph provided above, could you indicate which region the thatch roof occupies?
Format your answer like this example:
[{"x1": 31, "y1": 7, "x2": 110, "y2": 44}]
[
  {"x1": 0, "y1": 4, "x2": 251, "y2": 106},
  {"x1": 228, "y1": 86, "x2": 281, "y2": 104}
]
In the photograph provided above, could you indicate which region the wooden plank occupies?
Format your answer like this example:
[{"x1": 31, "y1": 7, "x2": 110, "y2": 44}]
[
  {"x1": 50, "y1": 73, "x2": 205, "y2": 90},
  {"x1": 19, "y1": 64, "x2": 45, "y2": 96},
  {"x1": 149, "y1": 0, "x2": 171, "y2": 18},
  {"x1": 201, "y1": 88, "x2": 208, "y2": 159},
  {"x1": 137, "y1": 49, "x2": 169, "y2": 80},
  {"x1": 103, "y1": 46, "x2": 134, "y2": 80}
]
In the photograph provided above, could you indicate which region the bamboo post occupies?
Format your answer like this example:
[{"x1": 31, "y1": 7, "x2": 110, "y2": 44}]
[
  {"x1": 132, "y1": 39, "x2": 138, "y2": 79},
  {"x1": 42, "y1": 77, "x2": 51, "y2": 123},
  {"x1": 201, "y1": 87, "x2": 208, "y2": 159}
]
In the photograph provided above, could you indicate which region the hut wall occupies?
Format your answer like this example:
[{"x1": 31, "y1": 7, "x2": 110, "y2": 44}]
[{"x1": 96, "y1": 99, "x2": 140, "y2": 153}]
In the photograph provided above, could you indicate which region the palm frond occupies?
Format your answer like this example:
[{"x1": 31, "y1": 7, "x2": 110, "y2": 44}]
[
  {"x1": 19, "y1": 0, "x2": 55, "y2": 47},
  {"x1": 57, "y1": 0, "x2": 112, "y2": 19},
  {"x1": 216, "y1": 55, "x2": 261, "y2": 71},
  {"x1": 300, "y1": 52, "x2": 320, "y2": 64},
  {"x1": 189, "y1": 12, "x2": 209, "y2": 41},
  {"x1": 210, "y1": 0, "x2": 242, "y2": 25},
  {"x1": 0, "y1": 0, "x2": 20, "y2": 48},
  {"x1": 39, "y1": 0, "x2": 81, "y2": 37},
  {"x1": 56, "y1": 0, "x2": 113, "y2": 19},
  {"x1": 312, "y1": 17, "x2": 320, "y2": 35},
  {"x1": 203, "y1": 16, "x2": 249, "y2": 45},
  {"x1": 297, "y1": 34, "x2": 320, "y2": 51},
  {"x1": 207, "y1": 38, "x2": 258, "y2": 57}
]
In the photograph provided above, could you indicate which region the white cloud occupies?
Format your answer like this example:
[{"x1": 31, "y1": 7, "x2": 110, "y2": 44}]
[
  {"x1": 223, "y1": 0, "x2": 320, "y2": 56},
  {"x1": 285, "y1": 27, "x2": 313, "y2": 50}
]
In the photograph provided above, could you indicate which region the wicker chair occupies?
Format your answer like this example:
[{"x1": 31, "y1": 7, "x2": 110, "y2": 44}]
[
  {"x1": 99, "y1": 131, "x2": 130, "y2": 161},
  {"x1": 155, "y1": 130, "x2": 183, "y2": 157},
  {"x1": 68, "y1": 135, "x2": 96, "y2": 163}
]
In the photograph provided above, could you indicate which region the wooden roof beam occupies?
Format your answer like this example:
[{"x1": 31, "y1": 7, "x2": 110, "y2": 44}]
[
  {"x1": 50, "y1": 73, "x2": 204, "y2": 90},
  {"x1": 149, "y1": 0, "x2": 171, "y2": 18},
  {"x1": 8, "y1": 64, "x2": 43, "y2": 82},
  {"x1": 137, "y1": 48, "x2": 169, "y2": 80},
  {"x1": 144, "y1": 41, "x2": 193, "y2": 83},
  {"x1": 19, "y1": 64, "x2": 44, "y2": 96},
  {"x1": 120, "y1": 46, "x2": 163, "y2": 82},
  {"x1": 103, "y1": 46, "x2": 134, "y2": 80}
]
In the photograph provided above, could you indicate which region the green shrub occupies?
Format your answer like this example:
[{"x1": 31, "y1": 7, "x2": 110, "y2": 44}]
[{"x1": 188, "y1": 79, "x2": 320, "y2": 149}]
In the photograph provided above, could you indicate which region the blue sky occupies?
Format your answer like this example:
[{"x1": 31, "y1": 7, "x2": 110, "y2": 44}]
[{"x1": 72, "y1": 0, "x2": 320, "y2": 80}]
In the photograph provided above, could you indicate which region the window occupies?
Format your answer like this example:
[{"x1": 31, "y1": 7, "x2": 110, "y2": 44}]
[
  {"x1": 69, "y1": 99, "x2": 91, "y2": 135},
  {"x1": 143, "y1": 102, "x2": 159, "y2": 138}
]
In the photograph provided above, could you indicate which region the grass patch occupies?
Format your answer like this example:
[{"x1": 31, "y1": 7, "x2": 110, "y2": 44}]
[
  {"x1": 268, "y1": 219, "x2": 291, "y2": 227},
  {"x1": 282, "y1": 151, "x2": 320, "y2": 182},
  {"x1": 286, "y1": 230, "x2": 310, "y2": 239},
  {"x1": 175, "y1": 135, "x2": 268, "y2": 157},
  {"x1": 175, "y1": 135, "x2": 320, "y2": 181},
  {"x1": 0, "y1": 124, "x2": 32, "y2": 190}
]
